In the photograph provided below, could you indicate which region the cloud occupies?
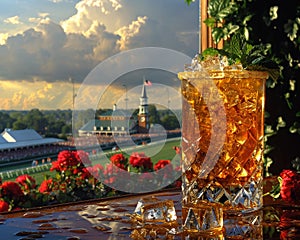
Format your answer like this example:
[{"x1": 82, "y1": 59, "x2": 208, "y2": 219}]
[
  {"x1": 4, "y1": 16, "x2": 22, "y2": 25},
  {"x1": 0, "y1": 80, "x2": 75, "y2": 110},
  {"x1": 115, "y1": 16, "x2": 147, "y2": 50},
  {"x1": 61, "y1": 0, "x2": 122, "y2": 36},
  {"x1": 0, "y1": 33, "x2": 9, "y2": 45},
  {"x1": 0, "y1": 0, "x2": 198, "y2": 82},
  {"x1": 0, "y1": 0, "x2": 198, "y2": 89},
  {"x1": 0, "y1": 19, "x2": 120, "y2": 82},
  {"x1": 29, "y1": 13, "x2": 50, "y2": 24}
]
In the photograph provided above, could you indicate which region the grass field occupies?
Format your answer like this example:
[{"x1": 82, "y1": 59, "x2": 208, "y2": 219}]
[{"x1": 1, "y1": 138, "x2": 181, "y2": 185}]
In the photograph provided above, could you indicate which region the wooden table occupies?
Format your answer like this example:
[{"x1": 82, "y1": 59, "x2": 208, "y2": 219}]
[{"x1": 0, "y1": 189, "x2": 299, "y2": 239}]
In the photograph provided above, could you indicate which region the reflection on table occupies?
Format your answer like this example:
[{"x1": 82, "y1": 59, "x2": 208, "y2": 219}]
[{"x1": 0, "y1": 188, "x2": 299, "y2": 239}]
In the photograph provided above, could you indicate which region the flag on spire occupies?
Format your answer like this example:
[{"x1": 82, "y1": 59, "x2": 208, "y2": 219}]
[{"x1": 144, "y1": 79, "x2": 152, "y2": 86}]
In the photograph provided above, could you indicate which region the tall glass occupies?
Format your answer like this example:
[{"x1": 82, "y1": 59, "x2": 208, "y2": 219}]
[{"x1": 178, "y1": 67, "x2": 268, "y2": 233}]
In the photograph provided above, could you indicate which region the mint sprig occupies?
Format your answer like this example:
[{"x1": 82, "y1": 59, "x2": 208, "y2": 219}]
[{"x1": 201, "y1": 34, "x2": 280, "y2": 82}]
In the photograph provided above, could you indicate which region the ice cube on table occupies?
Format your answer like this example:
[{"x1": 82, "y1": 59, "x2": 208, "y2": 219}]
[{"x1": 133, "y1": 196, "x2": 177, "y2": 226}]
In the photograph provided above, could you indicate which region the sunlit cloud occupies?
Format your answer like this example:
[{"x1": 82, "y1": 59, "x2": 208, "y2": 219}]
[
  {"x1": 0, "y1": 33, "x2": 9, "y2": 45},
  {"x1": 4, "y1": 16, "x2": 22, "y2": 25},
  {"x1": 29, "y1": 13, "x2": 50, "y2": 24},
  {"x1": 115, "y1": 16, "x2": 148, "y2": 50},
  {"x1": 0, "y1": 80, "x2": 76, "y2": 110},
  {"x1": 61, "y1": 0, "x2": 122, "y2": 36}
]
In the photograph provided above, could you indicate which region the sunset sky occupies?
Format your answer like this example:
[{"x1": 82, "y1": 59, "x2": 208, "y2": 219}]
[{"x1": 0, "y1": 0, "x2": 199, "y2": 110}]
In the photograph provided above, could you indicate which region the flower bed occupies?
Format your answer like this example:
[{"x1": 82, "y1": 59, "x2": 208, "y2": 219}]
[{"x1": 0, "y1": 150, "x2": 181, "y2": 212}]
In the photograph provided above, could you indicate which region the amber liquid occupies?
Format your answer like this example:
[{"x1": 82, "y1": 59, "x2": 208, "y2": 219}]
[{"x1": 179, "y1": 70, "x2": 267, "y2": 214}]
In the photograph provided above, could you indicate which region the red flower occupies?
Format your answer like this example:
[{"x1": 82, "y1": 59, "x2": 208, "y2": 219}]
[
  {"x1": 93, "y1": 164, "x2": 104, "y2": 172},
  {"x1": 1, "y1": 181, "x2": 24, "y2": 200},
  {"x1": 51, "y1": 150, "x2": 79, "y2": 172},
  {"x1": 73, "y1": 168, "x2": 80, "y2": 175},
  {"x1": 0, "y1": 200, "x2": 9, "y2": 212},
  {"x1": 104, "y1": 163, "x2": 129, "y2": 184},
  {"x1": 154, "y1": 160, "x2": 171, "y2": 171},
  {"x1": 51, "y1": 150, "x2": 91, "y2": 172},
  {"x1": 39, "y1": 179, "x2": 53, "y2": 193},
  {"x1": 74, "y1": 150, "x2": 91, "y2": 166},
  {"x1": 50, "y1": 160, "x2": 60, "y2": 171},
  {"x1": 86, "y1": 164, "x2": 104, "y2": 179},
  {"x1": 129, "y1": 152, "x2": 153, "y2": 171},
  {"x1": 280, "y1": 169, "x2": 300, "y2": 204},
  {"x1": 15, "y1": 174, "x2": 36, "y2": 191},
  {"x1": 110, "y1": 153, "x2": 127, "y2": 169},
  {"x1": 80, "y1": 167, "x2": 92, "y2": 179}
]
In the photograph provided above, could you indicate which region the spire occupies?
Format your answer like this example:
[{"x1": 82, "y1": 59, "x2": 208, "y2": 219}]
[
  {"x1": 141, "y1": 76, "x2": 148, "y2": 98},
  {"x1": 141, "y1": 83, "x2": 147, "y2": 98}
]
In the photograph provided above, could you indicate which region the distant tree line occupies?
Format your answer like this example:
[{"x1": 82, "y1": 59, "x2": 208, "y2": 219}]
[
  {"x1": 0, "y1": 109, "x2": 72, "y2": 139},
  {"x1": 0, "y1": 105, "x2": 181, "y2": 139}
]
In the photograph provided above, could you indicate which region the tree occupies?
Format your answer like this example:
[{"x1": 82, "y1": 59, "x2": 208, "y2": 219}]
[
  {"x1": 148, "y1": 105, "x2": 161, "y2": 125},
  {"x1": 161, "y1": 115, "x2": 180, "y2": 130}
]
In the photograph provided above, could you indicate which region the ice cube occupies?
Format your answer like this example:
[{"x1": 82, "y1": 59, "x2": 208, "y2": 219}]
[{"x1": 133, "y1": 196, "x2": 178, "y2": 227}]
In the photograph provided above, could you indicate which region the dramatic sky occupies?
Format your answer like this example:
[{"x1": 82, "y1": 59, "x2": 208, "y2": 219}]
[{"x1": 0, "y1": 0, "x2": 199, "y2": 110}]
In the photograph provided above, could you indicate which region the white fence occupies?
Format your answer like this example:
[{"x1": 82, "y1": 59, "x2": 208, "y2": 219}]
[{"x1": 0, "y1": 163, "x2": 51, "y2": 180}]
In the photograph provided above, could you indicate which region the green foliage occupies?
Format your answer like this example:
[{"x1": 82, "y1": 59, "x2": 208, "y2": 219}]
[
  {"x1": 184, "y1": 0, "x2": 195, "y2": 5},
  {"x1": 267, "y1": 176, "x2": 282, "y2": 199},
  {"x1": 1, "y1": 109, "x2": 72, "y2": 137},
  {"x1": 292, "y1": 157, "x2": 300, "y2": 172},
  {"x1": 161, "y1": 115, "x2": 180, "y2": 130},
  {"x1": 201, "y1": 34, "x2": 280, "y2": 82}
]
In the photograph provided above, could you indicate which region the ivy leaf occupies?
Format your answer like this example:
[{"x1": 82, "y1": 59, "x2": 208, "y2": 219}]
[
  {"x1": 208, "y1": 0, "x2": 238, "y2": 20},
  {"x1": 203, "y1": 17, "x2": 216, "y2": 28},
  {"x1": 223, "y1": 23, "x2": 240, "y2": 39},
  {"x1": 268, "y1": 178, "x2": 282, "y2": 199},
  {"x1": 212, "y1": 27, "x2": 225, "y2": 44}
]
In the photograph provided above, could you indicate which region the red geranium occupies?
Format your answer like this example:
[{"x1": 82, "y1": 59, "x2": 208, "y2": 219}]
[
  {"x1": 129, "y1": 152, "x2": 153, "y2": 171},
  {"x1": 39, "y1": 179, "x2": 53, "y2": 193},
  {"x1": 103, "y1": 162, "x2": 129, "y2": 185},
  {"x1": 15, "y1": 174, "x2": 36, "y2": 191},
  {"x1": 50, "y1": 150, "x2": 91, "y2": 172},
  {"x1": 51, "y1": 150, "x2": 79, "y2": 172},
  {"x1": 74, "y1": 150, "x2": 91, "y2": 166},
  {"x1": 154, "y1": 159, "x2": 174, "y2": 180},
  {"x1": 154, "y1": 160, "x2": 172, "y2": 171},
  {"x1": 1, "y1": 181, "x2": 24, "y2": 200},
  {"x1": 280, "y1": 169, "x2": 300, "y2": 204},
  {"x1": 0, "y1": 200, "x2": 9, "y2": 212},
  {"x1": 110, "y1": 153, "x2": 127, "y2": 169},
  {"x1": 80, "y1": 167, "x2": 92, "y2": 179},
  {"x1": 86, "y1": 164, "x2": 104, "y2": 179}
]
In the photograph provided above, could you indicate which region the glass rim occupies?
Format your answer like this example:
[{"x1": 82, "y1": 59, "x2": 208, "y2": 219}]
[{"x1": 178, "y1": 69, "x2": 269, "y2": 80}]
